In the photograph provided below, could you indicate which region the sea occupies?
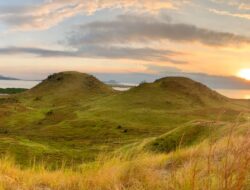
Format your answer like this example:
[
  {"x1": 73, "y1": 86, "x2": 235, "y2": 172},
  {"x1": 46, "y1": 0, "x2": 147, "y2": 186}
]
[
  {"x1": 0, "y1": 80, "x2": 40, "y2": 89},
  {"x1": 0, "y1": 80, "x2": 249, "y2": 99}
]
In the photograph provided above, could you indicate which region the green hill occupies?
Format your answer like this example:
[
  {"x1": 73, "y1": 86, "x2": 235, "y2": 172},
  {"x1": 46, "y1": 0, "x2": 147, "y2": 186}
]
[
  {"x1": 0, "y1": 71, "x2": 249, "y2": 166},
  {"x1": 145, "y1": 120, "x2": 222, "y2": 153},
  {"x1": 108, "y1": 77, "x2": 229, "y2": 110},
  {"x1": 22, "y1": 71, "x2": 114, "y2": 105}
]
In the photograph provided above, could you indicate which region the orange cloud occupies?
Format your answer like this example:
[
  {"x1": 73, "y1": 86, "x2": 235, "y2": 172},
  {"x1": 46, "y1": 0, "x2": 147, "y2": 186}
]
[
  {"x1": 0, "y1": 0, "x2": 189, "y2": 31},
  {"x1": 209, "y1": 8, "x2": 250, "y2": 20},
  {"x1": 210, "y1": 0, "x2": 250, "y2": 20}
]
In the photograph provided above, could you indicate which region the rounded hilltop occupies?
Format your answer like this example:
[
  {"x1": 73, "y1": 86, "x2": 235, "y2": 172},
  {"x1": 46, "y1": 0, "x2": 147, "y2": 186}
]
[
  {"x1": 21, "y1": 72, "x2": 228, "y2": 108},
  {"x1": 138, "y1": 76, "x2": 225, "y2": 99},
  {"x1": 153, "y1": 76, "x2": 223, "y2": 97},
  {"x1": 121, "y1": 76, "x2": 228, "y2": 109},
  {"x1": 23, "y1": 71, "x2": 114, "y2": 104}
]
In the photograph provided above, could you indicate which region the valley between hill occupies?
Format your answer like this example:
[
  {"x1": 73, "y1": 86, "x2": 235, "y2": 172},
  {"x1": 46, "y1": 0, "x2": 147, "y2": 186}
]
[{"x1": 0, "y1": 71, "x2": 249, "y2": 167}]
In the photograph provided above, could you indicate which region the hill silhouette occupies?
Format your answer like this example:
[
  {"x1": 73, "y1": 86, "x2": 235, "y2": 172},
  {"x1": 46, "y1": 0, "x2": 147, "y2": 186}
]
[
  {"x1": 109, "y1": 76, "x2": 229, "y2": 111},
  {"x1": 0, "y1": 75, "x2": 19, "y2": 80},
  {"x1": 23, "y1": 71, "x2": 114, "y2": 104},
  {"x1": 22, "y1": 73, "x2": 228, "y2": 108}
]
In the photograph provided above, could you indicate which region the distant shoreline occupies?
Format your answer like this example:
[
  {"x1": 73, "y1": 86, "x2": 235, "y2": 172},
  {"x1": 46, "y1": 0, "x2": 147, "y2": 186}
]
[{"x1": 0, "y1": 79, "x2": 40, "y2": 89}]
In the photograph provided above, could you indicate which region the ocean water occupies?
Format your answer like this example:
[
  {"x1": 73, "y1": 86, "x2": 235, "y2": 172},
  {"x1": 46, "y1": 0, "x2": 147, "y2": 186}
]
[
  {"x1": 0, "y1": 80, "x2": 40, "y2": 89},
  {"x1": 0, "y1": 80, "x2": 249, "y2": 99},
  {"x1": 216, "y1": 89, "x2": 250, "y2": 99}
]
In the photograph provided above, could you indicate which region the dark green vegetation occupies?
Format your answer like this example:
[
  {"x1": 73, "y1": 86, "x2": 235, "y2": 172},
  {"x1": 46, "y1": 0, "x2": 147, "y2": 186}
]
[
  {"x1": 0, "y1": 88, "x2": 27, "y2": 94},
  {"x1": 0, "y1": 71, "x2": 249, "y2": 166}
]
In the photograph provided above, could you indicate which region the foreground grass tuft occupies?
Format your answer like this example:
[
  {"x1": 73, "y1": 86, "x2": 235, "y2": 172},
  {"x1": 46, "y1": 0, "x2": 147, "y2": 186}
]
[{"x1": 0, "y1": 126, "x2": 249, "y2": 190}]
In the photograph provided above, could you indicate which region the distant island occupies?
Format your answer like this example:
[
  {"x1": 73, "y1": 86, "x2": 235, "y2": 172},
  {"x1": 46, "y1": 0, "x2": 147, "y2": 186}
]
[
  {"x1": 0, "y1": 75, "x2": 19, "y2": 80},
  {"x1": 0, "y1": 75, "x2": 27, "y2": 94},
  {"x1": 105, "y1": 80, "x2": 137, "y2": 88}
]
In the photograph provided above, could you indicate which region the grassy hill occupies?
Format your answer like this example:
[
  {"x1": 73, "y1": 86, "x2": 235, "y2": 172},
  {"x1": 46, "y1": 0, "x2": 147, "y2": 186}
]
[
  {"x1": 0, "y1": 71, "x2": 249, "y2": 166},
  {"x1": 0, "y1": 71, "x2": 249, "y2": 189},
  {"x1": 103, "y1": 77, "x2": 229, "y2": 113},
  {"x1": 22, "y1": 71, "x2": 114, "y2": 105},
  {"x1": 0, "y1": 122, "x2": 248, "y2": 190}
]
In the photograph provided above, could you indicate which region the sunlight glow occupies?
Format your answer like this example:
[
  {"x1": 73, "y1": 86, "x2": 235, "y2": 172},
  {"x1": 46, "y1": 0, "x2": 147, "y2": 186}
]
[{"x1": 238, "y1": 69, "x2": 250, "y2": 80}]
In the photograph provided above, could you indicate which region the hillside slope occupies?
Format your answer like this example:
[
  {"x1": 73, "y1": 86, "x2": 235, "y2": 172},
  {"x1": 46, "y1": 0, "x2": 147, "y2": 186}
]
[
  {"x1": 0, "y1": 122, "x2": 248, "y2": 190},
  {"x1": 107, "y1": 77, "x2": 229, "y2": 110},
  {"x1": 0, "y1": 72, "x2": 249, "y2": 165},
  {"x1": 22, "y1": 71, "x2": 114, "y2": 105}
]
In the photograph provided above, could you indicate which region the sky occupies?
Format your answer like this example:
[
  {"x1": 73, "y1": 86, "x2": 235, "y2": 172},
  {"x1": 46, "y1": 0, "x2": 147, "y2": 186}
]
[{"x1": 0, "y1": 0, "x2": 250, "y2": 89}]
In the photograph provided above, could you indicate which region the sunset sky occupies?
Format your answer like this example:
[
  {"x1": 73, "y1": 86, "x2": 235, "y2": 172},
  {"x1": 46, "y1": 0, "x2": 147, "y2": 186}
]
[{"x1": 0, "y1": 0, "x2": 250, "y2": 87}]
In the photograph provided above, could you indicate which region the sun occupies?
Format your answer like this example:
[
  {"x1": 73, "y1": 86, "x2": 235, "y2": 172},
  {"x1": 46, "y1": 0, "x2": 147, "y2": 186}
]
[{"x1": 238, "y1": 69, "x2": 250, "y2": 80}]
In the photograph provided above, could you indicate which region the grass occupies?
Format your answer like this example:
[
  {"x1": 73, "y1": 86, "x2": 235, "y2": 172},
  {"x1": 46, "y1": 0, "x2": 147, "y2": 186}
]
[
  {"x1": 0, "y1": 88, "x2": 27, "y2": 94},
  {"x1": 0, "y1": 122, "x2": 248, "y2": 190},
  {"x1": 0, "y1": 72, "x2": 249, "y2": 189},
  {"x1": 145, "y1": 120, "x2": 220, "y2": 153},
  {"x1": 0, "y1": 72, "x2": 249, "y2": 166}
]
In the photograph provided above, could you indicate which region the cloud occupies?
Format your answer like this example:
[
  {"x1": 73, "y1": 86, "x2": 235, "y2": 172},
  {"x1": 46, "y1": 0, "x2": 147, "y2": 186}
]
[
  {"x1": 77, "y1": 46, "x2": 186, "y2": 63},
  {"x1": 67, "y1": 14, "x2": 250, "y2": 47},
  {"x1": 211, "y1": 0, "x2": 250, "y2": 10},
  {"x1": 0, "y1": 46, "x2": 186, "y2": 64},
  {"x1": 209, "y1": 0, "x2": 250, "y2": 20},
  {"x1": 145, "y1": 64, "x2": 182, "y2": 73},
  {"x1": 209, "y1": 8, "x2": 250, "y2": 20},
  {"x1": 0, "y1": 0, "x2": 189, "y2": 30},
  {"x1": 0, "y1": 47, "x2": 74, "y2": 57}
]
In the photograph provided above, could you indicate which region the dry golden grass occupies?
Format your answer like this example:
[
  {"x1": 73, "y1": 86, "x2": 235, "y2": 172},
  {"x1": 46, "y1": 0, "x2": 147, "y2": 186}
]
[{"x1": 0, "y1": 124, "x2": 249, "y2": 190}]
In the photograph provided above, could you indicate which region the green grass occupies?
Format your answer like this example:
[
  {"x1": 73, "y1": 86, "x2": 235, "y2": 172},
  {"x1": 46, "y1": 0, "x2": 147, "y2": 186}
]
[
  {"x1": 145, "y1": 121, "x2": 219, "y2": 152},
  {"x1": 0, "y1": 126, "x2": 248, "y2": 190},
  {"x1": 0, "y1": 88, "x2": 27, "y2": 94},
  {"x1": 0, "y1": 71, "x2": 249, "y2": 166}
]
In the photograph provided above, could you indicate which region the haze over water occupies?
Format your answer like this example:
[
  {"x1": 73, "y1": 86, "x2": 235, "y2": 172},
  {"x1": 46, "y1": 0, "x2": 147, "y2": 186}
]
[
  {"x1": 0, "y1": 80, "x2": 40, "y2": 89},
  {"x1": 217, "y1": 89, "x2": 250, "y2": 99}
]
